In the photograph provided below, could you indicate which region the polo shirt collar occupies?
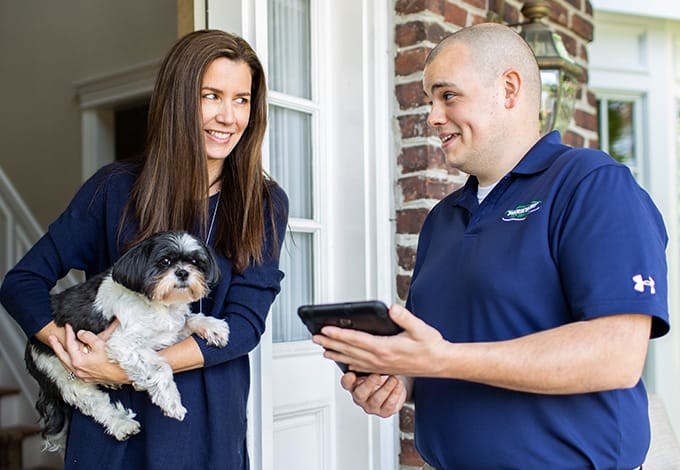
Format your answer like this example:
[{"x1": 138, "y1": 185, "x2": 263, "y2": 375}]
[
  {"x1": 453, "y1": 177, "x2": 480, "y2": 211},
  {"x1": 451, "y1": 131, "x2": 564, "y2": 210},
  {"x1": 510, "y1": 131, "x2": 564, "y2": 176}
]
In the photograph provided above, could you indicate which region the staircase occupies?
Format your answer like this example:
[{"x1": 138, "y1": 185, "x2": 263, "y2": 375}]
[
  {"x1": 0, "y1": 167, "x2": 68, "y2": 469},
  {"x1": 0, "y1": 387, "x2": 61, "y2": 470}
]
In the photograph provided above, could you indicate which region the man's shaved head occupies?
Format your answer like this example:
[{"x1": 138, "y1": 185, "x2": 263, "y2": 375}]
[{"x1": 426, "y1": 23, "x2": 541, "y2": 107}]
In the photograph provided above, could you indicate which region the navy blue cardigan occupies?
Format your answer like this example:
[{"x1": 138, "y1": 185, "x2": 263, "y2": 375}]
[{"x1": 0, "y1": 162, "x2": 288, "y2": 469}]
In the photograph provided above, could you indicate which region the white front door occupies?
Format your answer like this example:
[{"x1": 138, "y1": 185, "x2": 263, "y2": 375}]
[{"x1": 208, "y1": 1, "x2": 396, "y2": 469}]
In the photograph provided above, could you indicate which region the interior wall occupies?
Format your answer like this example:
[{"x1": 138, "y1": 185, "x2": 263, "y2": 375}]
[{"x1": 0, "y1": 1, "x2": 177, "y2": 228}]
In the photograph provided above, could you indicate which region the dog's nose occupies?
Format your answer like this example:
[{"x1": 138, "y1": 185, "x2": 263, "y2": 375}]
[{"x1": 175, "y1": 268, "x2": 189, "y2": 281}]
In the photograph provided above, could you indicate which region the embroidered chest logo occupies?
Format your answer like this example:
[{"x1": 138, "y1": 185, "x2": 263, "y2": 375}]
[
  {"x1": 502, "y1": 200, "x2": 542, "y2": 222},
  {"x1": 632, "y1": 274, "x2": 656, "y2": 295}
]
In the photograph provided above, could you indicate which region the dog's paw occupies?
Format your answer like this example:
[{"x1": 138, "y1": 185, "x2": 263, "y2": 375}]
[
  {"x1": 202, "y1": 320, "x2": 230, "y2": 348},
  {"x1": 42, "y1": 427, "x2": 68, "y2": 453},
  {"x1": 111, "y1": 418, "x2": 141, "y2": 441},
  {"x1": 163, "y1": 403, "x2": 187, "y2": 421},
  {"x1": 188, "y1": 315, "x2": 230, "y2": 348},
  {"x1": 108, "y1": 404, "x2": 140, "y2": 441}
]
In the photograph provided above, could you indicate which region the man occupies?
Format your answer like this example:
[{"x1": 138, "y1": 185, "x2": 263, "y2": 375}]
[{"x1": 314, "y1": 23, "x2": 669, "y2": 469}]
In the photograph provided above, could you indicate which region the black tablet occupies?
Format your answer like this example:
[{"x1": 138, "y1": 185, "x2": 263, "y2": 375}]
[{"x1": 297, "y1": 300, "x2": 403, "y2": 373}]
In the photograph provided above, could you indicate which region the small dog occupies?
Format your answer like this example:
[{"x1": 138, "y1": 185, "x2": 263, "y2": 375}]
[{"x1": 25, "y1": 231, "x2": 229, "y2": 451}]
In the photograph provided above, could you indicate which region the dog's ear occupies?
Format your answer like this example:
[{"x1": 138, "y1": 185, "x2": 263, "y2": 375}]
[{"x1": 111, "y1": 237, "x2": 154, "y2": 294}]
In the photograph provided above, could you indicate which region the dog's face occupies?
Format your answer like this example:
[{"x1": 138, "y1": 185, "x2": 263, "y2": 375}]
[{"x1": 111, "y1": 231, "x2": 220, "y2": 305}]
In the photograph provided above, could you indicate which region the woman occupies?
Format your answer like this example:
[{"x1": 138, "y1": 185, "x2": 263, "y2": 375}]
[{"x1": 0, "y1": 30, "x2": 288, "y2": 469}]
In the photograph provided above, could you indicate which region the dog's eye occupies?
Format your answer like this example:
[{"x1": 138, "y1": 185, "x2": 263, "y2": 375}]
[
  {"x1": 191, "y1": 259, "x2": 198, "y2": 265},
  {"x1": 160, "y1": 258, "x2": 172, "y2": 267}
]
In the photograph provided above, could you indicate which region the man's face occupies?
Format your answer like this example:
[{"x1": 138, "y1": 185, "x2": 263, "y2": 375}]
[{"x1": 423, "y1": 42, "x2": 504, "y2": 178}]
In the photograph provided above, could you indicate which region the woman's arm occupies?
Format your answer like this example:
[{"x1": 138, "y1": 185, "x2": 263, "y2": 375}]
[{"x1": 195, "y1": 187, "x2": 289, "y2": 368}]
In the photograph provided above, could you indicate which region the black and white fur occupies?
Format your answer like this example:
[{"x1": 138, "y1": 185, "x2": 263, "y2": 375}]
[{"x1": 25, "y1": 231, "x2": 229, "y2": 451}]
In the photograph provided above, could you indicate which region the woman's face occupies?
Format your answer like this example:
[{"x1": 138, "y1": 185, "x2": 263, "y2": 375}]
[{"x1": 200, "y1": 57, "x2": 252, "y2": 168}]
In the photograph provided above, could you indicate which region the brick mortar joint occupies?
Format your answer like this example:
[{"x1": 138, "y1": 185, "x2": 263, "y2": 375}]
[
  {"x1": 395, "y1": 106, "x2": 431, "y2": 117},
  {"x1": 400, "y1": 430, "x2": 416, "y2": 439},
  {"x1": 399, "y1": 136, "x2": 443, "y2": 147},
  {"x1": 397, "y1": 168, "x2": 458, "y2": 179},
  {"x1": 393, "y1": 9, "x2": 468, "y2": 26},
  {"x1": 396, "y1": 199, "x2": 441, "y2": 209}
]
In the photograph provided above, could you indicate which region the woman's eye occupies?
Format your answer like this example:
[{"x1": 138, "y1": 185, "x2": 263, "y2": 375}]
[
  {"x1": 443, "y1": 92, "x2": 456, "y2": 100},
  {"x1": 203, "y1": 93, "x2": 217, "y2": 100},
  {"x1": 235, "y1": 97, "x2": 249, "y2": 104}
]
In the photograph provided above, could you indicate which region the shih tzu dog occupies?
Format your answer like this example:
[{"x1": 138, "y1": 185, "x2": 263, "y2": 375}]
[{"x1": 25, "y1": 231, "x2": 229, "y2": 451}]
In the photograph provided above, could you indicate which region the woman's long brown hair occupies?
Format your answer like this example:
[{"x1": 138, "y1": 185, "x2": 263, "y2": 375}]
[{"x1": 121, "y1": 30, "x2": 277, "y2": 273}]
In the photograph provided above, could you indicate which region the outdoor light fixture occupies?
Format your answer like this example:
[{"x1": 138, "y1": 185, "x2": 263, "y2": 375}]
[
  {"x1": 489, "y1": 1, "x2": 586, "y2": 134},
  {"x1": 516, "y1": 1, "x2": 585, "y2": 134}
]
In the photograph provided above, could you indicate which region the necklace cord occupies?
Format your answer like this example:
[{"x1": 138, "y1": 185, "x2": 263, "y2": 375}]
[{"x1": 200, "y1": 192, "x2": 220, "y2": 314}]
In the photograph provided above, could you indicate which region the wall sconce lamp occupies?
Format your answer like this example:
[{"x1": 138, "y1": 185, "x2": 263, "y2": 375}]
[{"x1": 490, "y1": 1, "x2": 586, "y2": 134}]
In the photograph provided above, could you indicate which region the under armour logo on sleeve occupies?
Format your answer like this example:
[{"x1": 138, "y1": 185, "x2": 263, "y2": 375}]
[{"x1": 632, "y1": 274, "x2": 656, "y2": 294}]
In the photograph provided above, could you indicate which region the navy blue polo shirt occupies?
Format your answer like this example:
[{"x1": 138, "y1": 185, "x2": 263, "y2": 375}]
[{"x1": 407, "y1": 132, "x2": 669, "y2": 469}]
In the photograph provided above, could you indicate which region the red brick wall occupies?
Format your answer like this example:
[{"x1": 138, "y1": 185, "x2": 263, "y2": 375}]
[{"x1": 392, "y1": 1, "x2": 595, "y2": 467}]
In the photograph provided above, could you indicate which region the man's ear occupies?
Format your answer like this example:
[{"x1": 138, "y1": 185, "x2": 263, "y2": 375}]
[{"x1": 501, "y1": 68, "x2": 523, "y2": 109}]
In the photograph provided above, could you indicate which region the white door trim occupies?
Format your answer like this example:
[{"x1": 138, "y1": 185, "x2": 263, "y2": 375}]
[
  {"x1": 74, "y1": 60, "x2": 160, "y2": 180},
  {"x1": 359, "y1": 0, "x2": 398, "y2": 468}
]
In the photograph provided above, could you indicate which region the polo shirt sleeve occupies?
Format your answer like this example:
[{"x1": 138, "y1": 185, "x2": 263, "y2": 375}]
[{"x1": 555, "y1": 163, "x2": 669, "y2": 338}]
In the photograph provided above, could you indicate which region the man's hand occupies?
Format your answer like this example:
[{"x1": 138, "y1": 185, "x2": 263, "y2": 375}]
[
  {"x1": 340, "y1": 373, "x2": 409, "y2": 418},
  {"x1": 313, "y1": 303, "x2": 446, "y2": 377}
]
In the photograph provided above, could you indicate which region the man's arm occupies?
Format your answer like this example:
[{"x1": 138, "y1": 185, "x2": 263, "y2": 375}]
[
  {"x1": 436, "y1": 312, "x2": 650, "y2": 394},
  {"x1": 316, "y1": 304, "x2": 651, "y2": 395}
]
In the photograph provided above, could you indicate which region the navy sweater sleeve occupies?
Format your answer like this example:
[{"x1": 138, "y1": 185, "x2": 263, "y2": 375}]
[
  {"x1": 198, "y1": 185, "x2": 289, "y2": 367},
  {"x1": 0, "y1": 165, "x2": 127, "y2": 338}
]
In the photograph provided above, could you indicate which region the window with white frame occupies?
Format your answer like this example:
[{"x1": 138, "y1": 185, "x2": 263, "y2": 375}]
[
  {"x1": 267, "y1": 0, "x2": 319, "y2": 343},
  {"x1": 596, "y1": 94, "x2": 645, "y2": 182}
]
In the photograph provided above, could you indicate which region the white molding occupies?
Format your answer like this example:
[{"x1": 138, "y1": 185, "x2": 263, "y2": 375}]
[
  {"x1": 206, "y1": 0, "x2": 244, "y2": 35},
  {"x1": 194, "y1": 0, "x2": 207, "y2": 30},
  {"x1": 74, "y1": 59, "x2": 160, "y2": 109},
  {"x1": 273, "y1": 403, "x2": 331, "y2": 470},
  {"x1": 592, "y1": 0, "x2": 680, "y2": 21},
  {"x1": 74, "y1": 60, "x2": 158, "y2": 181},
  {"x1": 361, "y1": 1, "x2": 398, "y2": 468},
  {"x1": 81, "y1": 109, "x2": 115, "y2": 182}
]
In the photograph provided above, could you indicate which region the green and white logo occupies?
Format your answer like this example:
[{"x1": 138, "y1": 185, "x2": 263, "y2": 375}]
[{"x1": 502, "y1": 200, "x2": 542, "y2": 222}]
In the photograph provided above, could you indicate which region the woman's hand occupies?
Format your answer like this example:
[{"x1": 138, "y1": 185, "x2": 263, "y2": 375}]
[{"x1": 48, "y1": 321, "x2": 131, "y2": 385}]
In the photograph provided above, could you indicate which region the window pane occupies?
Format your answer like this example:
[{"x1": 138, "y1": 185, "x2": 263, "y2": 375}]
[
  {"x1": 272, "y1": 232, "x2": 314, "y2": 342},
  {"x1": 607, "y1": 100, "x2": 636, "y2": 168},
  {"x1": 268, "y1": 105, "x2": 313, "y2": 219},
  {"x1": 267, "y1": 0, "x2": 311, "y2": 99}
]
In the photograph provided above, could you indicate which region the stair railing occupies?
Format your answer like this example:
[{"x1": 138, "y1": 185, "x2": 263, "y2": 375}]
[{"x1": 0, "y1": 166, "x2": 78, "y2": 409}]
